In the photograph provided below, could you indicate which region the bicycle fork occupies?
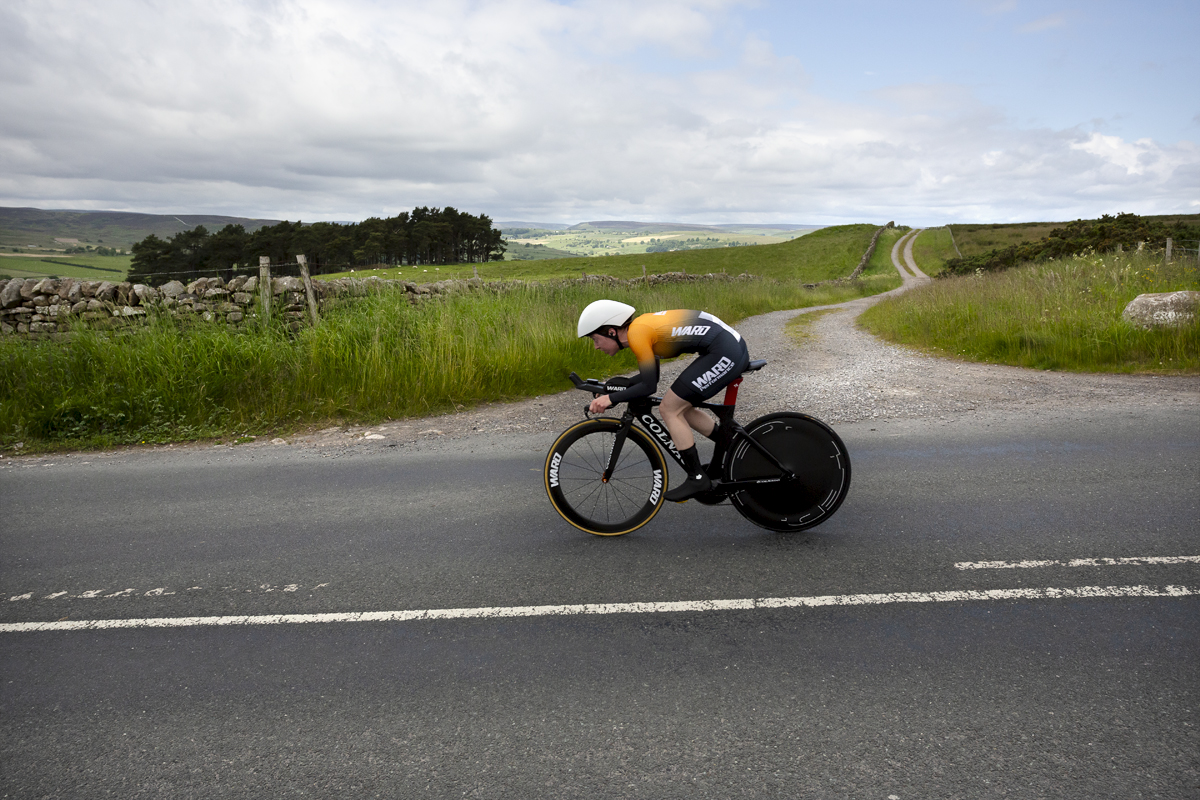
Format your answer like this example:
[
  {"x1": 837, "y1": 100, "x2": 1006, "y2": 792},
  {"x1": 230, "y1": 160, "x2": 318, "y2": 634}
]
[{"x1": 601, "y1": 415, "x2": 635, "y2": 483}]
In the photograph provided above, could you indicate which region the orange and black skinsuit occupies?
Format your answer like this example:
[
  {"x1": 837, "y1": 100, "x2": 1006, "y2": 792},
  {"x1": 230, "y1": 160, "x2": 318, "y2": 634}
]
[{"x1": 606, "y1": 310, "x2": 750, "y2": 406}]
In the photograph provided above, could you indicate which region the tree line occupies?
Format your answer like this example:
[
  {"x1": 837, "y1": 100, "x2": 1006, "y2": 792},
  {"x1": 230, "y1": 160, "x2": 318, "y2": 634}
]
[{"x1": 128, "y1": 206, "x2": 506, "y2": 285}]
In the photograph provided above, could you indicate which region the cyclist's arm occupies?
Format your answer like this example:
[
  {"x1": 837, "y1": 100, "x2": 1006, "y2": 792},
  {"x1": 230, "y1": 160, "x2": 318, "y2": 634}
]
[{"x1": 606, "y1": 354, "x2": 659, "y2": 405}]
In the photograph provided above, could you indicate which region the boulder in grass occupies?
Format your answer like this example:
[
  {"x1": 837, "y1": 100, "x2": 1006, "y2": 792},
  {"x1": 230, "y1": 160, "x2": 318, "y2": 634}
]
[{"x1": 1122, "y1": 291, "x2": 1200, "y2": 329}]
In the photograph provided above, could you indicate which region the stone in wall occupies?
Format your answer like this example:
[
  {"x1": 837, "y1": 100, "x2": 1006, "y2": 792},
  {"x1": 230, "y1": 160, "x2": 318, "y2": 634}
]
[
  {"x1": 1, "y1": 279, "x2": 23, "y2": 309},
  {"x1": 272, "y1": 276, "x2": 303, "y2": 294},
  {"x1": 160, "y1": 280, "x2": 186, "y2": 298},
  {"x1": 133, "y1": 284, "x2": 160, "y2": 303}
]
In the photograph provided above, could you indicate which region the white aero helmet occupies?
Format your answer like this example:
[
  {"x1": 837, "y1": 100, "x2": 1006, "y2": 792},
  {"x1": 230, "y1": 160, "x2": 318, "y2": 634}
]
[{"x1": 577, "y1": 299, "x2": 635, "y2": 338}]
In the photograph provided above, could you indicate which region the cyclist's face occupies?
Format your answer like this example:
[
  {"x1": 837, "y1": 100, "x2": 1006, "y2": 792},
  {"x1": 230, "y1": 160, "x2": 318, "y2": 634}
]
[{"x1": 590, "y1": 332, "x2": 619, "y2": 356}]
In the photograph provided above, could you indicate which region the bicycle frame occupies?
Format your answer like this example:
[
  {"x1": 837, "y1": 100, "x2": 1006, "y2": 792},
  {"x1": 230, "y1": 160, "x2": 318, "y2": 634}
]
[{"x1": 568, "y1": 372, "x2": 797, "y2": 498}]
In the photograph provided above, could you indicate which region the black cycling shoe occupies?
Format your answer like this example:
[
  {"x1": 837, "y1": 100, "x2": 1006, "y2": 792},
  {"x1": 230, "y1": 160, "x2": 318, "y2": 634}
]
[{"x1": 665, "y1": 472, "x2": 712, "y2": 502}]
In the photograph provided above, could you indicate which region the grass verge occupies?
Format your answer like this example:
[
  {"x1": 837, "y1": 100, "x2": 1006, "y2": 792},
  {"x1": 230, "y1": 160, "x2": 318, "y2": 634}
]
[
  {"x1": 1, "y1": 274, "x2": 899, "y2": 451},
  {"x1": 857, "y1": 251, "x2": 1200, "y2": 372}
]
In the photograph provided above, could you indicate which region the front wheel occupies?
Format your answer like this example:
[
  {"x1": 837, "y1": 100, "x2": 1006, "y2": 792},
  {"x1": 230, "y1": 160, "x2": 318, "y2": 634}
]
[
  {"x1": 545, "y1": 418, "x2": 668, "y2": 536},
  {"x1": 725, "y1": 412, "x2": 851, "y2": 532}
]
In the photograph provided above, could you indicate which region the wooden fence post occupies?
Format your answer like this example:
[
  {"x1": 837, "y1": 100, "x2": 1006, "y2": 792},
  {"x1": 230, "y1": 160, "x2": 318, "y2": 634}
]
[
  {"x1": 258, "y1": 256, "x2": 271, "y2": 325},
  {"x1": 296, "y1": 254, "x2": 319, "y2": 326},
  {"x1": 1165, "y1": 238, "x2": 1173, "y2": 263}
]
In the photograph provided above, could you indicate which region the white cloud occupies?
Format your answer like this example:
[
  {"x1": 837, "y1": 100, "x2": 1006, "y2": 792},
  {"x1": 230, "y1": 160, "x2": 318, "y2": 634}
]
[
  {"x1": 1070, "y1": 133, "x2": 1161, "y2": 176},
  {"x1": 0, "y1": 0, "x2": 1194, "y2": 225}
]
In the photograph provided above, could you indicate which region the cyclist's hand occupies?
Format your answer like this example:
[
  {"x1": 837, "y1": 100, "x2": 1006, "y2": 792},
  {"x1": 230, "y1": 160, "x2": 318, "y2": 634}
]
[{"x1": 588, "y1": 394, "x2": 613, "y2": 415}]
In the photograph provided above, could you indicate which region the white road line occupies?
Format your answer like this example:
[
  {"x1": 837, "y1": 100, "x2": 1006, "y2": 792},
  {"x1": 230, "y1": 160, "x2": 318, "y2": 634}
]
[
  {"x1": 956, "y1": 556, "x2": 1200, "y2": 570},
  {"x1": 0, "y1": 584, "x2": 1194, "y2": 634}
]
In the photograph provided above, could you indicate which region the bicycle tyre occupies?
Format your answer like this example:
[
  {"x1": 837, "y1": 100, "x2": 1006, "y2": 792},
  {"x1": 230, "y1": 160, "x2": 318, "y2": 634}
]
[
  {"x1": 545, "y1": 418, "x2": 668, "y2": 536},
  {"x1": 725, "y1": 412, "x2": 851, "y2": 532}
]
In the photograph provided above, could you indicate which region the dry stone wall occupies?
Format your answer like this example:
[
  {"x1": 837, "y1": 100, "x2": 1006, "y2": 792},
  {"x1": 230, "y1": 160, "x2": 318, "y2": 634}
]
[{"x1": 0, "y1": 271, "x2": 754, "y2": 339}]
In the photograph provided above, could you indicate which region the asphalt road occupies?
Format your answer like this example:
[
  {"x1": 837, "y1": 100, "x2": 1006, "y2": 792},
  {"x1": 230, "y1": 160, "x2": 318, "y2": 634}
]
[{"x1": 2, "y1": 402, "x2": 1198, "y2": 798}]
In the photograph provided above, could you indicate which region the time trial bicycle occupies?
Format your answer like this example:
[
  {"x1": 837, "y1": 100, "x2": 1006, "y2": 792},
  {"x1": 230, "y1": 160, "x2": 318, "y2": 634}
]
[{"x1": 544, "y1": 359, "x2": 851, "y2": 536}]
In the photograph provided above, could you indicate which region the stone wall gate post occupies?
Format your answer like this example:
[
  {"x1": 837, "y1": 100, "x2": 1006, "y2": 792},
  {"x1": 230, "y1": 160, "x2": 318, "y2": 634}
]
[
  {"x1": 297, "y1": 255, "x2": 319, "y2": 327},
  {"x1": 258, "y1": 256, "x2": 271, "y2": 326}
]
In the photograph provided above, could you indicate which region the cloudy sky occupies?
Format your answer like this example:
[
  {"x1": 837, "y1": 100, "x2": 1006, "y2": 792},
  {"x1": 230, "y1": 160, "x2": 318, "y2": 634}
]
[{"x1": 2, "y1": 0, "x2": 1197, "y2": 225}]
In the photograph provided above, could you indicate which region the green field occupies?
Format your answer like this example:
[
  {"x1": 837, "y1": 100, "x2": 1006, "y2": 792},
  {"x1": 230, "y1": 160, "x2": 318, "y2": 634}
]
[
  {"x1": 0, "y1": 254, "x2": 132, "y2": 281},
  {"x1": 911, "y1": 227, "x2": 958, "y2": 275},
  {"x1": 942, "y1": 216, "x2": 1200, "y2": 260},
  {"x1": 503, "y1": 223, "x2": 810, "y2": 258},
  {"x1": 329, "y1": 223, "x2": 888, "y2": 284},
  {"x1": 948, "y1": 222, "x2": 1065, "y2": 257},
  {"x1": 503, "y1": 240, "x2": 580, "y2": 261}
]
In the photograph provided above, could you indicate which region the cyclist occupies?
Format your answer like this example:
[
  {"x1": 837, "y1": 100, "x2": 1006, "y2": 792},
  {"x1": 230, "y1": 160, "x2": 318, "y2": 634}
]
[{"x1": 577, "y1": 299, "x2": 750, "y2": 501}]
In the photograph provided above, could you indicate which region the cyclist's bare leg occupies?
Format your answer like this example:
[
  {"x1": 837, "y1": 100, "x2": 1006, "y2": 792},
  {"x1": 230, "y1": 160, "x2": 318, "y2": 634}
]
[
  {"x1": 684, "y1": 405, "x2": 716, "y2": 438},
  {"x1": 661, "y1": 391, "x2": 714, "y2": 451}
]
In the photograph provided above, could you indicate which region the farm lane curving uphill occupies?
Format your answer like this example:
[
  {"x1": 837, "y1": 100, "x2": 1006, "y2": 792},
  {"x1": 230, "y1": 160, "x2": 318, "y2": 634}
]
[
  {"x1": 899, "y1": 227, "x2": 931, "y2": 281},
  {"x1": 2, "y1": 242, "x2": 1198, "y2": 798}
]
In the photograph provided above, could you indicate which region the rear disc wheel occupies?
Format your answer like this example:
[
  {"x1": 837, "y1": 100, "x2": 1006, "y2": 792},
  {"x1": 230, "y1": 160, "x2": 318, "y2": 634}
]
[{"x1": 726, "y1": 412, "x2": 851, "y2": 532}]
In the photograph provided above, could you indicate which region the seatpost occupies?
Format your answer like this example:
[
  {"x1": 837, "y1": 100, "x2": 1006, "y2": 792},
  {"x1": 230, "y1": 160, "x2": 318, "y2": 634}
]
[{"x1": 723, "y1": 377, "x2": 744, "y2": 406}]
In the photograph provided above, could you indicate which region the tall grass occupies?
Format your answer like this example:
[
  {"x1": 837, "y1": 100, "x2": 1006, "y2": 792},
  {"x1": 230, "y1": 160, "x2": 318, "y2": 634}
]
[
  {"x1": 858, "y1": 251, "x2": 1200, "y2": 372},
  {"x1": 1, "y1": 274, "x2": 898, "y2": 449}
]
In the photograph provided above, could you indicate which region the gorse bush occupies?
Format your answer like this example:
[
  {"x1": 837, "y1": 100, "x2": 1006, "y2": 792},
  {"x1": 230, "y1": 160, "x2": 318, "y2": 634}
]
[
  {"x1": 859, "y1": 251, "x2": 1200, "y2": 372},
  {"x1": 1, "y1": 275, "x2": 898, "y2": 449}
]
